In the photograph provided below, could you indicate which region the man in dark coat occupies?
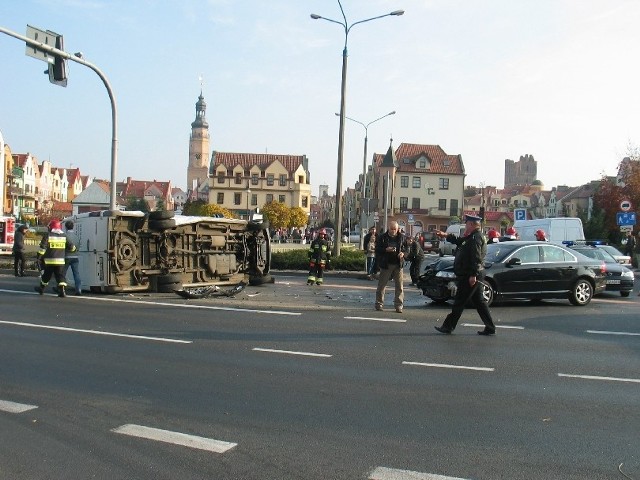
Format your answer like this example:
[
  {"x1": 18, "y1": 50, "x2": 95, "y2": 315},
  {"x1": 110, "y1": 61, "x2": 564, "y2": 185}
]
[
  {"x1": 12, "y1": 224, "x2": 28, "y2": 277},
  {"x1": 433, "y1": 215, "x2": 496, "y2": 335},
  {"x1": 307, "y1": 229, "x2": 330, "y2": 285},
  {"x1": 374, "y1": 221, "x2": 406, "y2": 313}
]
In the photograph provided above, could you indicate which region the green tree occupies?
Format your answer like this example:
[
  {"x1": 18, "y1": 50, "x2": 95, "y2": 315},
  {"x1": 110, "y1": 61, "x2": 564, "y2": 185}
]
[
  {"x1": 155, "y1": 199, "x2": 166, "y2": 211},
  {"x1": 183, "y1": 199, "x2": 206, "y2": 216},
  {"x1": 262, "y1": 202, "x2": 290, "y2": 229},
  {"x1": 126, "y1": 196, "x2": 150, "y2": 212}
]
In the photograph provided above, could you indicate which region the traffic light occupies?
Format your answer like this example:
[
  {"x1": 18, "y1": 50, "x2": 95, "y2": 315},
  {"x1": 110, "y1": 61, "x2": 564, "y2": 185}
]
[{"x1": 47, "y1": 35, "x2": 67, "y2": 87}]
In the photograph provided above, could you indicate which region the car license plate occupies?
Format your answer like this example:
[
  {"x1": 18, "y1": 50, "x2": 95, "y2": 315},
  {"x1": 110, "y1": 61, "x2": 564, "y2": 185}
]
[
  {"x1": 424, "y1": 242, "x2": 432, "y2": 248},
  {"x1": 606, "y1": 279, "x2": 621, "y2": 284}
]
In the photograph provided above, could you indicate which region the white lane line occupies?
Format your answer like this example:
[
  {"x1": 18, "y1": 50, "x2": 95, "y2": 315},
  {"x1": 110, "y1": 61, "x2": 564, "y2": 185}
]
[
  {"x1": 462, "y1": 323, "x2": 524, "y2": 330},
  {"x1": 0, "y1": 399, "x2": 38, "y2": 414},
  {"x1": 112, "y1": 424, "x2": 236, "y2": 453},
  {"x1": 370, "y1": 466, "x2": 470, "y2": 480},
  {"x1": 558, "y1": 373, "x2": 640, "y2": 384},
  {"x1": 252, "y1": 347, "x2": 332, "y2": 358},
  {"x1": 345, "y1": 316, "x2": 406, "y2": 323},
  {"x1": 403, "y1": 361, "x2": 494, "y2": 372},
  {"x1": 0, "y1": 288, "x2": 300, "y2": 316},
  {"x1": 587, "y1": 330, "x2": 640, "y2": 337},
  {"x1": 0, "y1": 320, "x2": 191, "y2": 344}
]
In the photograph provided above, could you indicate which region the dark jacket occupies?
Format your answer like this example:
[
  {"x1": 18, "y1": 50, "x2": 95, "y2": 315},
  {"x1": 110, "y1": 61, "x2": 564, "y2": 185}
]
[
  {"x1": 375, "y1": 231, "x2": 406, "y2": 269},
  {"x1": 447, "y1": 228, "x2": 486, "y2": 277},
  {"x1": 308, "y1": 237, "x2": 330, "y2": 262},
  {"x1": 407, "y1": 240, "x2": 425, "y2": 262},
  {"x1": 12, "y1": 228, "x2": 26, "y2": 253}
]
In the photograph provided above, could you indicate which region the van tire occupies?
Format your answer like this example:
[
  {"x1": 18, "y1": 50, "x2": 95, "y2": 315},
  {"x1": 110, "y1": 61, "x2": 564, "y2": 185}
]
[
  {"x1": 149, "y1": 219, "x2": 176, "y2": 230},
  {"x1": 149, "y1": 210, "x2": 175, "y2": 221}
]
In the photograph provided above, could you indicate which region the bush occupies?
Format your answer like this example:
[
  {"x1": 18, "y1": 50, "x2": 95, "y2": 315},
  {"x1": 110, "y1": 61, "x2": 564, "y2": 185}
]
[{"x1": 271, "y1": 247, "x2": 365, "y2": 271}]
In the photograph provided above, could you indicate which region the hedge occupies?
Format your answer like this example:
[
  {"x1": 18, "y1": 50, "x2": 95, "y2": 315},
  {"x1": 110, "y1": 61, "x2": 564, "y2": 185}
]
[{"x1": 271, "y1": 248, "x2": 366, "y2": 271}]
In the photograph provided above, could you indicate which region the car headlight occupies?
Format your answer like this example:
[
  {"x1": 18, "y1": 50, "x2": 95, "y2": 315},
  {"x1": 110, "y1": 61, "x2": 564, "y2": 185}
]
[
  {"x1": 435, "y1": 271, "x2": 456, "y2": 278},
  {"x1": 620, "y1": 270, "x2": 634, "y2": 279}
]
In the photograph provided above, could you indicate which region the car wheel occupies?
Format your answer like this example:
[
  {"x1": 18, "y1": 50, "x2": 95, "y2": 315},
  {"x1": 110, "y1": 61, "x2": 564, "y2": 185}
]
[
  {"x1": 620, "y1": 291, "x2": 630, "y2": 297},
  {"x1": 569, "y1": 279, "x2": 593, "y2": 306},
  {"x1": 479, "y1": 280, "x2": 494, "y2": 306},
  {"x1": 149, "y1": 210, "x2": 175, "y2": 220}
]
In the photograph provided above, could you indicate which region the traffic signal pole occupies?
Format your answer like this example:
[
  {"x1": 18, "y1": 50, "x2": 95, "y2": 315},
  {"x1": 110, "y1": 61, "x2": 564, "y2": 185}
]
[{"x1": 0, "y1": 25, "x2": 119, "y2": 211}]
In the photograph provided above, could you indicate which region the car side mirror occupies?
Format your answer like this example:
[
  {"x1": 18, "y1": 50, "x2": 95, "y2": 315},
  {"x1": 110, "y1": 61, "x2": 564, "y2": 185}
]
[{"x1": 506, "y1": 257, "x2": 521, "y2": 267}]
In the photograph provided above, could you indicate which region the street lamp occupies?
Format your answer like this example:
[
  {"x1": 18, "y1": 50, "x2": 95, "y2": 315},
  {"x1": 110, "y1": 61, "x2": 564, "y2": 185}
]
[
  {"x1": 337, "y1": 110, "x2": 396, "y2": 247},
  {"x1": 246, "y1": 185, "x2": 251, "y2": 220},
  {"x1": 311, "y1": 1, "x2": 404, "y2": 257}
]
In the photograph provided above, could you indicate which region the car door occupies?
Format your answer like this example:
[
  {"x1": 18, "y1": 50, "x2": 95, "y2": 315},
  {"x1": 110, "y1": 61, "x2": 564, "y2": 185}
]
[
  {"x1": 539, "y1": 244, "x2": 578, "y2": 292},
  {"x1": 493, "y1": 245, "x2": 543, "y2": 297}
]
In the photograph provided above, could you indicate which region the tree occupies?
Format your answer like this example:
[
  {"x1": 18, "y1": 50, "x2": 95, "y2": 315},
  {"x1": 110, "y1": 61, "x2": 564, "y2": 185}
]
[
  {"x1": 261, "y1": 202, "x2": 290, "y2": 229},
  {"x1": 288, "y1": 207, "x2": 308, "y2": 229},
  {"x1": 126, "y1": 196, "x2": 150, "y2": 212},
  {"x1": 199, "y1": 204, "x2": 236, "y2": 218},
  {"x1": 183, "y1": 199, "x2": 206, "y2": 216},
  {"x1": 155, "y1": 199, "x2": 166, "y2": 211}
]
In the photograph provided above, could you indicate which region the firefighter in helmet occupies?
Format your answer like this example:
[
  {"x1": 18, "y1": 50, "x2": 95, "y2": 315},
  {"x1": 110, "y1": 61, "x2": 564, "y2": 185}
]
[
  {"x1": 535, "y1": 229, "x2": 548, "y2": 241},
  {"x1": 487, "y1": 229, "x2": 500, "y2": 243},
  {"x1": 502, "y1": 226, "x2": 518, "y2": 241},
  {"x1": 307, "y1": 228, "x2": 330, "y2": 285},
  {"x1": 34, "y1": 219, "x2": 77, "y2": 298}
]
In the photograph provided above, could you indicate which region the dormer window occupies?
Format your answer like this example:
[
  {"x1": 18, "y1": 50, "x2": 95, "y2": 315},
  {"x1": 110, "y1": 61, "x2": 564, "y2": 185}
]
[{"x1": 418, "y1": 159, "x2": 427, "y2": 169}]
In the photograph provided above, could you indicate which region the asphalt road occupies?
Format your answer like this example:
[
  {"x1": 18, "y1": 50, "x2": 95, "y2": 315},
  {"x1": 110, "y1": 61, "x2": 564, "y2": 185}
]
[{"x1": 0, "y1": 270, "x2": 639, "y2": 480}]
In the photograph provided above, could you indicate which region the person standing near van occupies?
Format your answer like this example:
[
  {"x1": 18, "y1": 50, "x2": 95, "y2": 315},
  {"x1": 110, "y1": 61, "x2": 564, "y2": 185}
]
[
  {"x1": 12, "y1": 224, "x2": 28, "y2": 277},
  {"x1": 433, "y1": 214, "x2": 496, "y2": 335},
  {"x1": 64, "y1": 220, "x2": 82, "y2": 295},
  {"x1": 34, "y1": 219, "x2": 76, "y2": 298}
]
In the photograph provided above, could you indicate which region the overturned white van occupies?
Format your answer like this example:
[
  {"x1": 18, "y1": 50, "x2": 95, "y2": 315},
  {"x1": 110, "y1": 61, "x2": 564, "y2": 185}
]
[{"x1": 65, "y1": 210, "x2": 271, "y2": 293}]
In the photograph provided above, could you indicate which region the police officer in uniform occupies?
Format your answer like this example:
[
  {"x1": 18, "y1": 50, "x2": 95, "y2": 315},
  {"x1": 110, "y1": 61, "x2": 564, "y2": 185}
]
[
  {"x1": 433, "y1": 214, "x2": 496, "y2": 335},
  {"x1": 34, "y1": 219, "x2": 77, "y2": 298},
  {"x1": 307, "y1": 229, "x2": 330, "y2": 285}
]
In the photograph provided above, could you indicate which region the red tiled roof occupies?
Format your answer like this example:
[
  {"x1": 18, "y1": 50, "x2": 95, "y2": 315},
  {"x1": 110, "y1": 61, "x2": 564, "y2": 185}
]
[
  {"x1": 212, "y1": 152, "x2": 306, "y2": 175},
  {"x1": 374, "y1": 143, "x2": 464, "y2": 175}
]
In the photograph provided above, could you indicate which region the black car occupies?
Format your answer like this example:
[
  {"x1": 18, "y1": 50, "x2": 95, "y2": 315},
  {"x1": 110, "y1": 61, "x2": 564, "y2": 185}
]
[
  {"x1": 415, "y1": 231, "x2": 440, "y2": 254},
  {"x1": 417, "y1": 241, "x2": 607, "y2": 306},
  {"x1": 566, "y1": 243, "x2": 634, "y2": 297}
]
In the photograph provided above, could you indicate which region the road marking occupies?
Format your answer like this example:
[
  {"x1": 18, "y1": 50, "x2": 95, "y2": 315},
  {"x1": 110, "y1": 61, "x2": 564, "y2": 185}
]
[
  {"x1": 370, "y1": 466, "x2": 470, "y2": 480},
  {"x1": 112, "y1": 424, "x2": 236, "y2": 453},
  {"x1": 558, "y1": 373, "x2": 640, "y2": 384},
  {"x1": 0, "y1": 289, "x2": 300, "y2": 316},
  {"x1": 0, "y1": 399, "x2": 38, "y2": 414},
  {"x1": 345, "y1": 316, "x2": 406, "y2": 323},
  {"x1": 0, "y1": 320, "x2": 192, "y2": 344},
  {"x1": 586, "y1": 330, "x2": 640, "y2": 337},
  {"x1": 403, "y1": 361, "x2": 494, "y2": 372},
  {"x1": 462, "y1": 323, "x2": 524, "y2": 330},
  {"x1": 252, "y1": 347, "x2": 332, "y2": 358}
]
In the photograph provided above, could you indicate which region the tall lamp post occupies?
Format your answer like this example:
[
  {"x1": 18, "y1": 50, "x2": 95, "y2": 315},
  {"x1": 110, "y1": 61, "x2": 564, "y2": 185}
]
[
  {"x1": 311, "y1": 2, "x2": 404, "y2": 257},
  {"x1": 338, "y1": 111, "x2": 396, "y2": 248},
  {"x1": 246, "y1": 185, "x2": 251, "y2": 220}
]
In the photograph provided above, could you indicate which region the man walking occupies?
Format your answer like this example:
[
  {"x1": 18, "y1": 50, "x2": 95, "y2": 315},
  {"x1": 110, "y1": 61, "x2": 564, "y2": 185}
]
[
  {"x1": 34, "y1": 219, "x2": 77, "y2": 298},
  {"x1": 433, "y1": 214, "x2": 496, "y2": 335},
  {"x1": 64, "y1": 220, "x2": 82, "y2": 295},
  {"x1": 374, "y1": 221, "x2": 406, "y2": 313}
]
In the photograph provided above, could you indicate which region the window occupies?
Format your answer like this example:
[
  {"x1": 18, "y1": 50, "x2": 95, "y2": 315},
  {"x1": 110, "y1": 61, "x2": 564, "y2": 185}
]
[
  {"x1": 235, "y1": 173, "x2": 242, "y2": 185},
  {"x1": 439, "y1": 178, "x2": 449, "y2": 190},
  {"x1": 418, "y1": 159, "x2": 426, "y2": 169},
  {"x1": 412, "y1": 177, "x2": 421, "y2": 188},
  {"x1": 278, "y1": 195, "x2": 285, "y2": 203},
  {"x1": 302, "y1": 196, "x2": 308, "y2": 208},
  {"x1": 266, "y1": 194, "x2": 273, "y2": 203},
  {"x1": 234, "y1": 193, "x2": 241, "y2": 205},
  {"x1": 438, "y1": 199, "x2": 447, "y2": 210},
  {"x1": 513, "y1": 245, "x2": 539, "y2": 264},
  {"x1": 267, "y1": 174, "x2": 274, "y2": 186},
  {"x1": 216, "y1": 192, "x2": 224, "y2": 204},
  {"x1": 217, "y1": 172, "x2": 225, "y2": 184},
  {"x1": 541, "y1": 245, "x2": 574, "y2": 263},
  {"x1": 251, "y1": 174, "x2": 259, "y2": 185},
  {"x1": 279, "y1": 174, "x2": 287, "y2": 186},
  {"x1": 411, "y1": 198, "x2": 420, "y2": 209},
  {"x1": 400, "y1": 197, "x2": 408, "y2": 210},
  {"x1": 450, "y1": 199, "x2": 458, "y2": 217},
  {"x1": 400, "y1": 176, "x2": 409, "y2": 188}
]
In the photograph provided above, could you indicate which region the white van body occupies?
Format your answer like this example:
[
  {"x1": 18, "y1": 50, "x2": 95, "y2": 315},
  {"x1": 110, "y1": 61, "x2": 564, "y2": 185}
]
[
  {"x1": 439, "y1": 224, "x2": 466, "y2": 256},
  {"x1": 514, "y1": 218, "x2": 585, "y2": 242}
]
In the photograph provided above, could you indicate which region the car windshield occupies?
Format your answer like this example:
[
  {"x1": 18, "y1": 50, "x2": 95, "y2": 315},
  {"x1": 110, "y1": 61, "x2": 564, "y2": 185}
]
[{"x1": 485, "y1": 242, "x2": 521, "y2": 262}]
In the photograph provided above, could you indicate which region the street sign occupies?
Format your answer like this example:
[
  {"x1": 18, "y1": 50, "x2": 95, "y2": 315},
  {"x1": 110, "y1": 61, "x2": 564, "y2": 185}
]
[
  {"x1": 514, "y1": 208, "x2": 526, "y2": 221},
  {"x1": 616, "y1": 212, "x2": 636, "y2": 226},
  {"x1": 620, "y1": 200, "x2": 632, "y2": 212},
  {"x1": 620, "y1": 226, "x2": 633, "y2": 233},
  {"x1": 407, "y1": 214, "x2": 414, "y2": 224},
  {"x1": 25, "y1": 25, "x2": 57, "y2": 63}
]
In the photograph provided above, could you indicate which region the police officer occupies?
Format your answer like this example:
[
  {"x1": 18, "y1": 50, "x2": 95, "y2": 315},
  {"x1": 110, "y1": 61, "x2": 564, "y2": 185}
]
[
  {"x1": 433, "y1": 214, "x2": 496, "y2": 335},
  {"x1": 307, "y1": 229, "x2": 330, "y2": 285},
  {"x1": 34, "y1": 219, "x2": 77, "y2": 298}
]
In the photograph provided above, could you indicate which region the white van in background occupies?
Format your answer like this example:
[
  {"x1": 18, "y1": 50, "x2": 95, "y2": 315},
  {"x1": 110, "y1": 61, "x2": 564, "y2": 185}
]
[
  {"x1": 514, "y1": 218, "x2": 585, "y2": 242},
  {"x1": 438, "y1": 223, "x2": 466, "y2": 256}
]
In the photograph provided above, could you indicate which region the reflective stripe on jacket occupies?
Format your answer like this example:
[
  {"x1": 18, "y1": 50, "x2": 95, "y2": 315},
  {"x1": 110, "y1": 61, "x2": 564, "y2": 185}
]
[{"x1": 38, "y1": 230, "x2": 76, "y2": 266}]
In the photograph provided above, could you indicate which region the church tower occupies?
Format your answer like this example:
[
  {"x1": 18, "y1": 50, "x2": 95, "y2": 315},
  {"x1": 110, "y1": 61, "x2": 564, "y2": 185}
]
[{"x1": 187, "y1": 91, "x2": 210, "y2": 195}]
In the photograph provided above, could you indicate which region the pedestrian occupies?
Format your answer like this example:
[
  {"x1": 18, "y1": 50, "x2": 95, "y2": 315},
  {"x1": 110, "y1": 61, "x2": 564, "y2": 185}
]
[
  {"x1": 12, "y1": 224, "x2": 28, "y2": 277},
  {"x1": 433, "y1": 214, "x2": 496, "y2": 335},
  {"x1": 34, "y1": 219, "x2": 77, "y2": 298},
  {"x1": 363, "y1": 226, "x2": 377, "y2": 280},
  {"x1": 374, "y1": 220, "x2": 406, "y2": 313},
  {"x1": 623, "y1": 230, "x2": 635, "y2": 257},
  {"x1": 64, "y1": 220, "x2": 82, "y2": 295},
  {"x1": 406, "y1": 235, "x2": 425, "y2": 285},
  {"x1": 307, "y1": 228, "x2": 330, "y2": 285}
]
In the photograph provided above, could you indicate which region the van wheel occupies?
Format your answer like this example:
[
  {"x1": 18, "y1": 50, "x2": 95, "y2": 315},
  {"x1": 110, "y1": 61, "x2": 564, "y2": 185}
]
[
  {"x1": 157, "y1": 282, "x2": 182, "y2": 293},
  {"x1": 149, "y1": 210, "x2": 175, "y2": 221},
  {"x1": 249, "y1": 274, "x2": 273, "y2": 286},
  {"x1": 149, "y1": 219, "x2": 176, "y2": 230},
  {"x1": 157, "y1": 273, "x2": 182, "y2": 284}
]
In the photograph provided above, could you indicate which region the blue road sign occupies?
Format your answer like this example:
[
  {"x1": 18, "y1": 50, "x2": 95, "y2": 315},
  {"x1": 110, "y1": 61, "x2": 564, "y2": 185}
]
[
  {"x1": 616, "y1": 212, "x2": 636, "y2": 226},
  {"x1": 514, "y1": 209, "x2": 526, "y2": 221}
]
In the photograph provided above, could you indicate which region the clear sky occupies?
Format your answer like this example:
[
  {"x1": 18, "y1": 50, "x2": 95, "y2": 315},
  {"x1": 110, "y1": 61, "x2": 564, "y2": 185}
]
[{"x1": 2, "y1": 0, "x2": 639, "y2": 195}]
